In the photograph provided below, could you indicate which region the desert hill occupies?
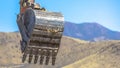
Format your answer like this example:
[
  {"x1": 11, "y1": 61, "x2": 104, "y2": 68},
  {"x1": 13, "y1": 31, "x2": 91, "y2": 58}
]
[
  {"x1": 0, "y1": 32, "x2": 22, "y2": 65},
  {"x1": 0, "y1": 32, "x2": 120, "y2": 68},
  {"x1": 63, "y1": 41, "x2": 120, "y2": 68}
]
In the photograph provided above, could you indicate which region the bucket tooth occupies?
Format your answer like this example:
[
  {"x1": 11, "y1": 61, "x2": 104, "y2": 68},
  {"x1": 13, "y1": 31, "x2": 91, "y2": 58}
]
[
  {"x1": 40, "y1": 49, "x2": 45, "y2": 64},
  {"x1": 52, "y1": 57, "x2": 56, "y2": 65},
  {"x1": 34, "y1": 49, "x2": 39, "y2": 64},
  {"x1": 28, "y1": 49, "x2": 33, "y2": 63},
  {"x1": 52, "y1": 50, "x2": 57, "y2": 65},
  {"x1": 28, "y1": 54, "x2": 33, "y2": 63},
  {"x1": 22, "y1": 53, "x2": 27, "y2": 63},
  {"x1": 45, "y1": 50, "x2": 50, "y2": 65},
  {"x1": 34, "y1": 55, "x2": 39, "y2": 64}
]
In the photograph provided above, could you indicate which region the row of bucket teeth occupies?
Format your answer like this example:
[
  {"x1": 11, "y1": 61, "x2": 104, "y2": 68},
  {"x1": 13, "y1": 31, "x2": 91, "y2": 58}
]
[{"x1": 22, "y1": 48, "x2": 58, "y2": 65}]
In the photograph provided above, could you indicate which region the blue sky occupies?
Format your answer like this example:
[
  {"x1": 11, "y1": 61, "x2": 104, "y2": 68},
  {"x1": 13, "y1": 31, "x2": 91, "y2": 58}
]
[{"x1": 0, "y1": 0, "x2": 120, "y2": 32}]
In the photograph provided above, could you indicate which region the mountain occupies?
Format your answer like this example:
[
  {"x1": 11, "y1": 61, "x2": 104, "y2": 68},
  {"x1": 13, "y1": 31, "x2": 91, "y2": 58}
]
[
  {"x1": 64, "y1": 22, "x2": 120, "y2": 41},
  {"x1": 0, "y1": 32, "x2": 120, "y2": 68}
]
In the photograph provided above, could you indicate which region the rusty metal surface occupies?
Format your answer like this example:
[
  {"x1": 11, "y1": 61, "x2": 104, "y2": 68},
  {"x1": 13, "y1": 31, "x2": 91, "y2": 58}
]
[{"x1": 17, "y1": 8, "x2": 64, "y2": 65}]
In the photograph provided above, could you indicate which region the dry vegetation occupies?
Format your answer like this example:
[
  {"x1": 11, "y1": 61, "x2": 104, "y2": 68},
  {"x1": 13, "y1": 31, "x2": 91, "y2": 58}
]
[
  {"x1": 63, "y1": 41, "x2": 120, "y2": 68},
  {"x1": 0, "y1": 32, "x2": 22, "y2": 65},
  {"x1": 0, "y1": 32, "x2": 120, "y2": 68}
]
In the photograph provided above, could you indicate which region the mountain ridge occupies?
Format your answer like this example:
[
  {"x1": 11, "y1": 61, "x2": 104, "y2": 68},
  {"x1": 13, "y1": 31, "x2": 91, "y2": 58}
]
[{"x1": 64, "y1": 21, "x2": 120, "y2": 41}]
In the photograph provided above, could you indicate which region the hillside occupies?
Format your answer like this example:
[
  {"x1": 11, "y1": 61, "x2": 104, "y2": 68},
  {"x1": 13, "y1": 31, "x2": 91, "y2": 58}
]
[
  {"x1": 64, "y1": 22, "x2": 120, "y2": 41},
  {"x1": 0, "y1": 32, "x2": 22, "y2": 65},
  {"x1": 0, "y1": 32, "x2": 120, "y2": 68},
  {"x1": 63, "y1": 41, "x2": 120, "y2": 68}
]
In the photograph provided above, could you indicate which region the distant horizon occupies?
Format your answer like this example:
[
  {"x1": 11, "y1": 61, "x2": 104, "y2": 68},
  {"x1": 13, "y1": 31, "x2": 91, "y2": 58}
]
[{"x1": 0, "y1": 22, "x2": 120, "y2": 32}]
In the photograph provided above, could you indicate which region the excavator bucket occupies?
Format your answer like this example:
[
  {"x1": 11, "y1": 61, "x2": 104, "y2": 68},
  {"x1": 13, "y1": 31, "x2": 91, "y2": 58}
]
[{"x1": 17, "y1": 8, "x2": 64, "y2": 65}]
